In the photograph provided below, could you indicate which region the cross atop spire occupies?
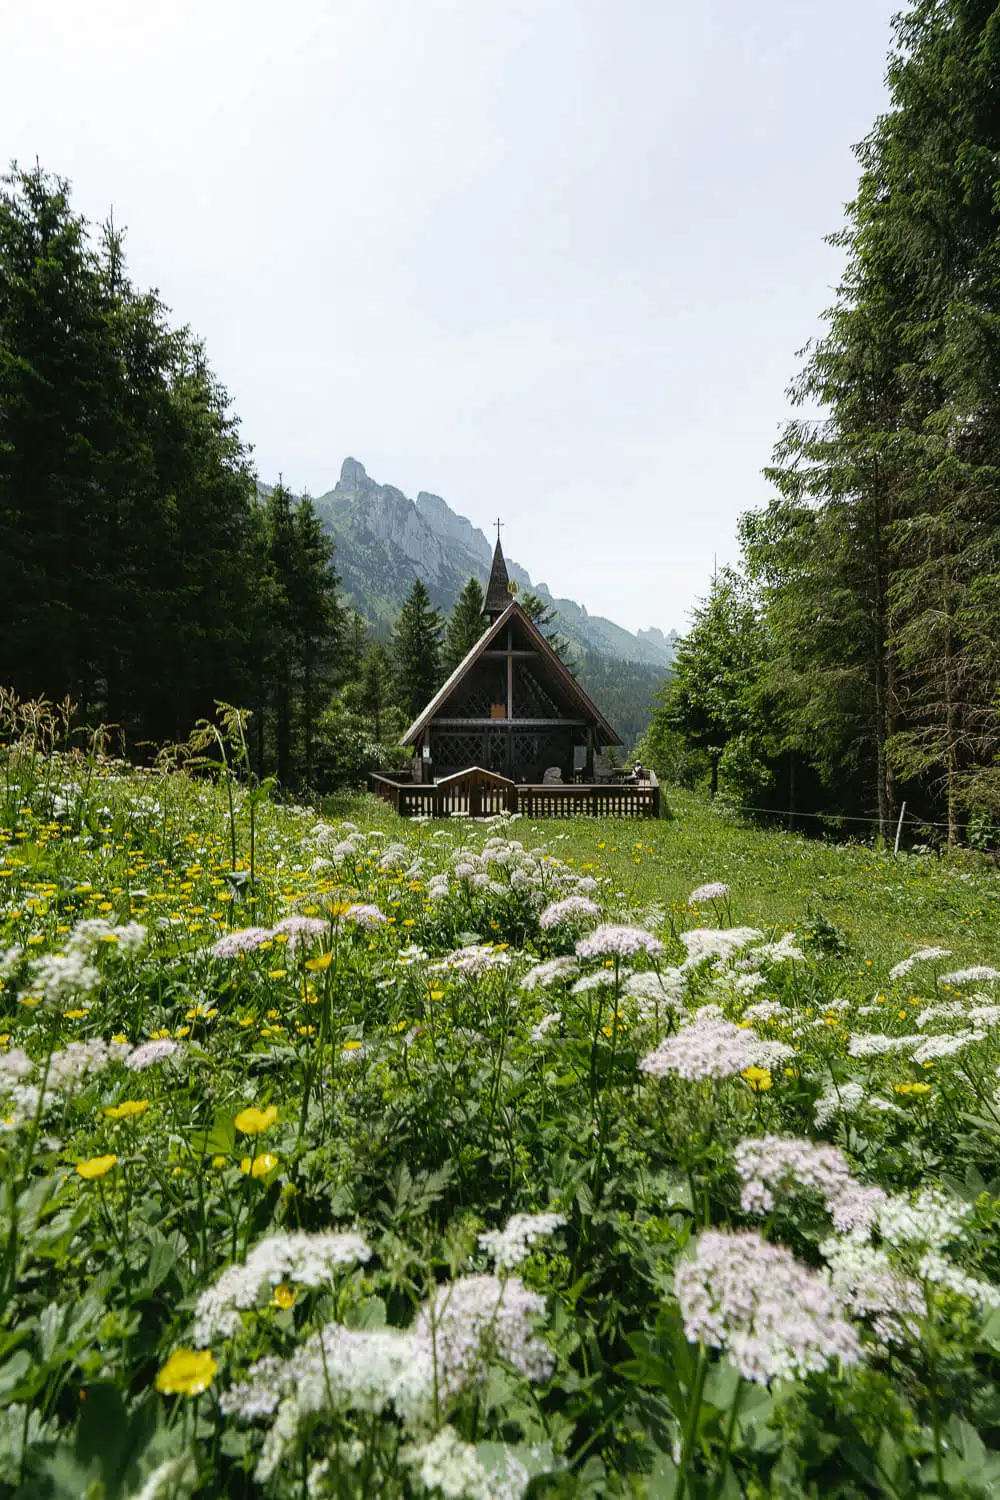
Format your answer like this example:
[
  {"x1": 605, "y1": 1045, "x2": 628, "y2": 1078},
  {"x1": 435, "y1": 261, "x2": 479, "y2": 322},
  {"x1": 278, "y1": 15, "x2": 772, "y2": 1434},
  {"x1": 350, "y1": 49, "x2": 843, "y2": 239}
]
[
  {"x1": 495, "y1": 516, "x2": 504, "y2": 545},
  {"x1": 482, "y1": 531, "x2": 512, "y2": 620}
]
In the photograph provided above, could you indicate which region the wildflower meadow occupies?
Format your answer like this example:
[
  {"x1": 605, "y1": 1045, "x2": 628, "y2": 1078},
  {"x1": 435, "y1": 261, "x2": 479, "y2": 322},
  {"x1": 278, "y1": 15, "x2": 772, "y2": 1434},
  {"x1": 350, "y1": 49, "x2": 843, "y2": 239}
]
[{"x1": 6, "y1": 728, "x2": 1000, "y2": 1496}]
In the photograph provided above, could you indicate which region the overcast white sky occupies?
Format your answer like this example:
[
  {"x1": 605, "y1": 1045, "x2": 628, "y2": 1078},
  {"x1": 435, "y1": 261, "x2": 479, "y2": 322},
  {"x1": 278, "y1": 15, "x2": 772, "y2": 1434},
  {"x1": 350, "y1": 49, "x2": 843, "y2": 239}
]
[{"x1": 5, "y1": 0, "x2": 898, "y2": 635}]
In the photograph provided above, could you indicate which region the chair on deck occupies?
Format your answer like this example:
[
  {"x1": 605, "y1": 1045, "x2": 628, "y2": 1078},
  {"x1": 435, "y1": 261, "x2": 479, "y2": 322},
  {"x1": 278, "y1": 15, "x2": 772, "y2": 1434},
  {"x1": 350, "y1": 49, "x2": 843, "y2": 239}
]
[
  {"x1": 593, "y1": 754, "x2": 613, "y2": 783},
  {"x1": 542, "y1": 766, "x2": 563, "y2": 785}
]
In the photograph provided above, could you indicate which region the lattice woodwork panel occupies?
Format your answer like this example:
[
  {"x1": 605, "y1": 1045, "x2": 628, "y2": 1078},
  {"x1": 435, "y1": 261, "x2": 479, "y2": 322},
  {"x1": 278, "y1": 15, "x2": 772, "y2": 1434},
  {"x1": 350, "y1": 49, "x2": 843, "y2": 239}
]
[
  {"x1": 513, "y1": 668, "x2": 559, "y2": 719},
  {"x1": 431, "y1": 732, "x2": 483, "y2": 767},
  {"x1": 448, "y1": 685, "x2": 493, "y2": 717},
  {"x1": 487, "y1": 729, "x2": 508, "y2": 773},
  {"x1": 511, "y1": 728, "x2": 571, "y2": 777}
]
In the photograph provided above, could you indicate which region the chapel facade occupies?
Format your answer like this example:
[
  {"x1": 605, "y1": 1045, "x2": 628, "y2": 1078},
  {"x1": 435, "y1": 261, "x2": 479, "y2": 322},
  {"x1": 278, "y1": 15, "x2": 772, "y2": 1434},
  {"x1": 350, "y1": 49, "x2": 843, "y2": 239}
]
[{"x1": 400, "y1": 537, "x2": 622, "y2": 784}]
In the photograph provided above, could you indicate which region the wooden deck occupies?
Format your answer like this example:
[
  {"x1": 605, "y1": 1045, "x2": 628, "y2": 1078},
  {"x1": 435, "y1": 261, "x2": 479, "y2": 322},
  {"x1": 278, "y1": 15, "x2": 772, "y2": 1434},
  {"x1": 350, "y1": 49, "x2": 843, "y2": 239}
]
[{"x1": 369, "y1": 766, "x2": 660, "y2": 819}]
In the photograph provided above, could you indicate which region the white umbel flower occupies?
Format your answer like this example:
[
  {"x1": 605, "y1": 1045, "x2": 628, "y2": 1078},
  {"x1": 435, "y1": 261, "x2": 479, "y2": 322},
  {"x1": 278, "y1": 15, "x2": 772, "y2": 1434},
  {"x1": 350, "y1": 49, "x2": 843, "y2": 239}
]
[
  {"x1": 888, "y1": 947, "x2": 952, "y2": 981},
  {"x1": 538, "y1": 897, "x2": 601, "y2": 929},
  {"x1": 575, "y1": 925, "x2": 663, "y2": 960},
  {"x1": 403, "y1": 1427, "x2": 489, "y2": 1499},
  {"x1": 688, "y1": 882, "x2": 730, "y2": 905},
  {"x1": 876, "y1": 1188, "x2": 970, "y2": 1250},
  {"x1": 734, "y1": 1135, "x2": 886, "y2": 1233},
  {"x1": 911, "y1": 1031, "x2": 985, "y2": 1063},
  {"x1": 676, "y1": 1230, "x2": 861, "y2": 1383},
  {"x1": 194, "y1": 1230, "x2": 372, "y2": 1343},
  {"x1": 415, "y1": 1275, "x2": 554, "y2": 1396},
  {"x1": 640, "y1": 1011, "x2": 793, "y2": 1082},
  {"x1": 520, "y1": 957, "x2": 579, "y2": 991},
  {"x1": 479, "y1": 1212, "x2": 565, "y2": 1270},
  {"x1": 939, "y1": 966, "x2": 1000, "y2": 987},
  {"x1": 679, "y1": 928, "x2": 763, "y2": 969}
]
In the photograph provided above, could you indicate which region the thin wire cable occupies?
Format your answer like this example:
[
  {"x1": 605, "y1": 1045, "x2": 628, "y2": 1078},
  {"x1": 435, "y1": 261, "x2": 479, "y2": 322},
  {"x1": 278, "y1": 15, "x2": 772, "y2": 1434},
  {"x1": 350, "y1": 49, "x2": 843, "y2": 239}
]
[{"x1": 715, "y1": 802, "x2": 986, "y2": 834}]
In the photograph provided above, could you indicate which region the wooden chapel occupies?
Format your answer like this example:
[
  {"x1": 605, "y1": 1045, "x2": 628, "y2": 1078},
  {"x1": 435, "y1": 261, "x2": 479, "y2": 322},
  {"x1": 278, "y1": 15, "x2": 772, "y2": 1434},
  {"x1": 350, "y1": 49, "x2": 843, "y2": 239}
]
[
  {"x1": 370, "y1": 535, "x2": 659, "y2": 818},
  {"x1": 403, "y1": 537, "x2": 621, "y2": 783}
]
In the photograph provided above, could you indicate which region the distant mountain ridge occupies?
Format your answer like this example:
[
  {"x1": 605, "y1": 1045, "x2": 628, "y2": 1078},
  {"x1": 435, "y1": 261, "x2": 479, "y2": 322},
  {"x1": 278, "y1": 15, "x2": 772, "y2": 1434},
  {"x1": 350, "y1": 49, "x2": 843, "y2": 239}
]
[{"x1": 295, "y1": 458, "x2": 677, "y2": 668}]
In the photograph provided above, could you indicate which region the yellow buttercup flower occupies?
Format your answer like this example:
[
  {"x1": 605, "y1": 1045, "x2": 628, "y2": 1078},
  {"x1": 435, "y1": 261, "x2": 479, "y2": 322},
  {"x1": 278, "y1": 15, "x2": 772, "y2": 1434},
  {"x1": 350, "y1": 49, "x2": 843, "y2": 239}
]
[
  {"x1": 212, "y1": 1155, "x2": 228, "y2": 1169},
  {"x1": 103, "y1": 1100, "x2": 149, "y2": 1119},
  {"x1": 240, "y1": 1153, "x2": 279, "y2": 1177},
  {"x1": 76, "y1": 1154, "x2": 118, "y2": 1179},
  {"x1": 155, "y1": 1348, "x2": 217, "y2": 1396},
  {"x1": 305, "y1": 951, "x2": 333, "y2": 971},
  {"x1": 272, "y1": 1283, "x2": 297, "y2": 1309},
  {"x1": 235, "y1": 1105, "x2": 278, "y2": 1135},
  {"x1": 894, "y1": 1081, "x2": 932, "y2": 1096},
  {"x1": 741, "y1": 1066, "x2": 773, "y2": 1093}
]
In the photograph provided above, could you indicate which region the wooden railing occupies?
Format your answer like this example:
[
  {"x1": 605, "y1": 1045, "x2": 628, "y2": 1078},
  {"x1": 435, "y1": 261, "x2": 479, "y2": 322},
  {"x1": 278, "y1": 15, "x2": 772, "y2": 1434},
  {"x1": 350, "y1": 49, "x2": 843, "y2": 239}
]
[
  {"x1": 369, "y1": 770, "x2": 660, "y2": 820},
  {"x1": 517, "y1": 778, "x2": 660, "y2": 819}
]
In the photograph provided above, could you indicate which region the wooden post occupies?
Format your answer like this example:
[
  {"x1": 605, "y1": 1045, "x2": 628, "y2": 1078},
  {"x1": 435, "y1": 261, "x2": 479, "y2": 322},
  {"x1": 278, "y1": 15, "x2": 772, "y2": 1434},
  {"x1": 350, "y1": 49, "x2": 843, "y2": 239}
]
[
  {"x1": 506, "y1": 629, "x2": 513, "y2": 719},
  {"x1": 894, "y1": 800, "x2": 907, "y2": 857}
]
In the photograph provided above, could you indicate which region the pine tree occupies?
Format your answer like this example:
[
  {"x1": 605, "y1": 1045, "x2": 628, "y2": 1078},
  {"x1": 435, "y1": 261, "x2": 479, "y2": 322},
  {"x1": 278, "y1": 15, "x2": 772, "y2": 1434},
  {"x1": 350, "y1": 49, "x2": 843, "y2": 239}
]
[
  {"x1": 260, "y1": 481, "x2": 298, "y2": 783},
  {"x1": 342, "y1": 609, "x2": 368, "y2": 683},
  {"x1": 0, "y1": 164, "x2": 260, "y2": 745},
  {"x1": 0, "y1": 165, "x2": 116, "y2": 706},
  {"x1": 654, "y1": 569, "x2": 774, "y2": 801},
  {"x1": 442, "y1": 576, "x2": 486, "y2": 673},
  {"x1": 749, "y1": 0, "x2": 1000, "y2": 838},
  {"x1": 391, "y1": 579, "x2": 443, "y2": 718},
  {"x1": 359, "y1": 641, "x2": 395, "y2": 741},
  {"x1": 287, "y1": 496, "x2": 341, "y2": 786}
]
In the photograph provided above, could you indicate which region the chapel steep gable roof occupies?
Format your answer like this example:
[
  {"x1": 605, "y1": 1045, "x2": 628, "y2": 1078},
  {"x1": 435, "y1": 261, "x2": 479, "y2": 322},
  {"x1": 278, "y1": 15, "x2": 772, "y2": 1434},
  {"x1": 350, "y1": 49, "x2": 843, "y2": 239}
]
[{"x1": 400, "y1": 600, "x2": 622, "y2": 747}]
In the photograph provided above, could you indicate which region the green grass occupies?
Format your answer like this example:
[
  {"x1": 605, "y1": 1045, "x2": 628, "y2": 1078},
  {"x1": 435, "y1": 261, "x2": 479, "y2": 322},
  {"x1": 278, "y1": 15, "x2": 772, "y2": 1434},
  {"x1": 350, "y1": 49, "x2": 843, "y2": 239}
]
[
  {"x1": 8, "y1": 758, "x2": 1000, "y2": 1494},
  {"x1": 337, "y1": 787, "x2": 1000, "y2": 979}
]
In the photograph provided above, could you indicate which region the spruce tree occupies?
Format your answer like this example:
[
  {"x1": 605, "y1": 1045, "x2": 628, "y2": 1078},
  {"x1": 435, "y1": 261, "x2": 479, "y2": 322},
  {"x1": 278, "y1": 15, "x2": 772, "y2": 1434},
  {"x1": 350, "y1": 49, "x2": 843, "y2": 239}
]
[
  {"x1": 287, "y1": 496, "x2": 341, "y2": 787},
  {"x1": 751, "y1": 0, "x2": 1000, "y2": 837},
  {"x1": 391, "y1": 579, "x2": 443, "y2": 719},
  {"x1": 0, "y1": 165, "x2": 115, "y2": 706},
  {"x1": 656, "y1": 569, "x2": 773, "y2": 800},
  {"x1": 0, "y1": 164, "x2": 260, "y2": 744},
  {"x1": 260, "y1": 482, "x2": 297, "y2": 783},
  {"x1": 359, "y1": 641, "x2": 395, "y2": 742},
  {"x1": 442, "y1": 576, "x2": 486, "y2": 673}
]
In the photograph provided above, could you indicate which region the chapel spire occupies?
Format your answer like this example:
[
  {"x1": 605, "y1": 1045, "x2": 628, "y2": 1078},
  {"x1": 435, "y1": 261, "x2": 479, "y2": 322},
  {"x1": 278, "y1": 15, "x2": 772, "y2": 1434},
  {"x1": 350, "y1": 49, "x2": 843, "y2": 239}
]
[{"x1": 482, "y1": 525, "x2": 512, "y2": 620}]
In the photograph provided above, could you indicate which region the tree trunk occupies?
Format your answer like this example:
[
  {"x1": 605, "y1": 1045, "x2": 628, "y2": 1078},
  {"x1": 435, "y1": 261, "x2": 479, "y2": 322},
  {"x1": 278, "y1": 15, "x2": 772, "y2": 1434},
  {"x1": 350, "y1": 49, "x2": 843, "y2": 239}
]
[
  {"x1": 870, "y1": 459, "x2": 897, "y2": 843},
  {"x1": 276, "y1": 654, "x2": 291, "y2": 785},
  {"x1": 303, "y1": 648, "x2": 314, "y2": 789},
  {"x1": 942, "y1": 562, "x2": 960, "y2": 848}
]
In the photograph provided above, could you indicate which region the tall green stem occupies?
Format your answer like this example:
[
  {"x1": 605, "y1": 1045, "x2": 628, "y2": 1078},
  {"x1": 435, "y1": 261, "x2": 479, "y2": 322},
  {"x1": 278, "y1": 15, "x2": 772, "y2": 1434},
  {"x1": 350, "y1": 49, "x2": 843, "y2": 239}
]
[{"x1": 676, "y1": 1345, "x2": 709, "y2": 1500}]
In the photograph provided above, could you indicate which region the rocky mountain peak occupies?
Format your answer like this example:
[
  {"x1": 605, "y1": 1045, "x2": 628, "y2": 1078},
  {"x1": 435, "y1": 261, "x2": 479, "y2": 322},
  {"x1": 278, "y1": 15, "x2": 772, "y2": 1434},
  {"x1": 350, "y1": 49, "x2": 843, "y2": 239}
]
[
  {"x1": 301, "y1": 458, "x2": 676, "y2": 667},
  {"x1": 637, "y1": 626, "x2": 679, "y2": 652},
  {"x1": 338, "y1": 457, "x2": 372, "y2": 491}
]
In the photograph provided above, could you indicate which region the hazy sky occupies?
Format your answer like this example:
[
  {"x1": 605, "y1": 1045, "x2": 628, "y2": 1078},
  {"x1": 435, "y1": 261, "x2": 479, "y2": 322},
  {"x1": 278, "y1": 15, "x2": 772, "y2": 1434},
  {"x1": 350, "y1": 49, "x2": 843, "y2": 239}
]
[{"x1": 5, "y1": 0, "x2": 898, "y2": 635}]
